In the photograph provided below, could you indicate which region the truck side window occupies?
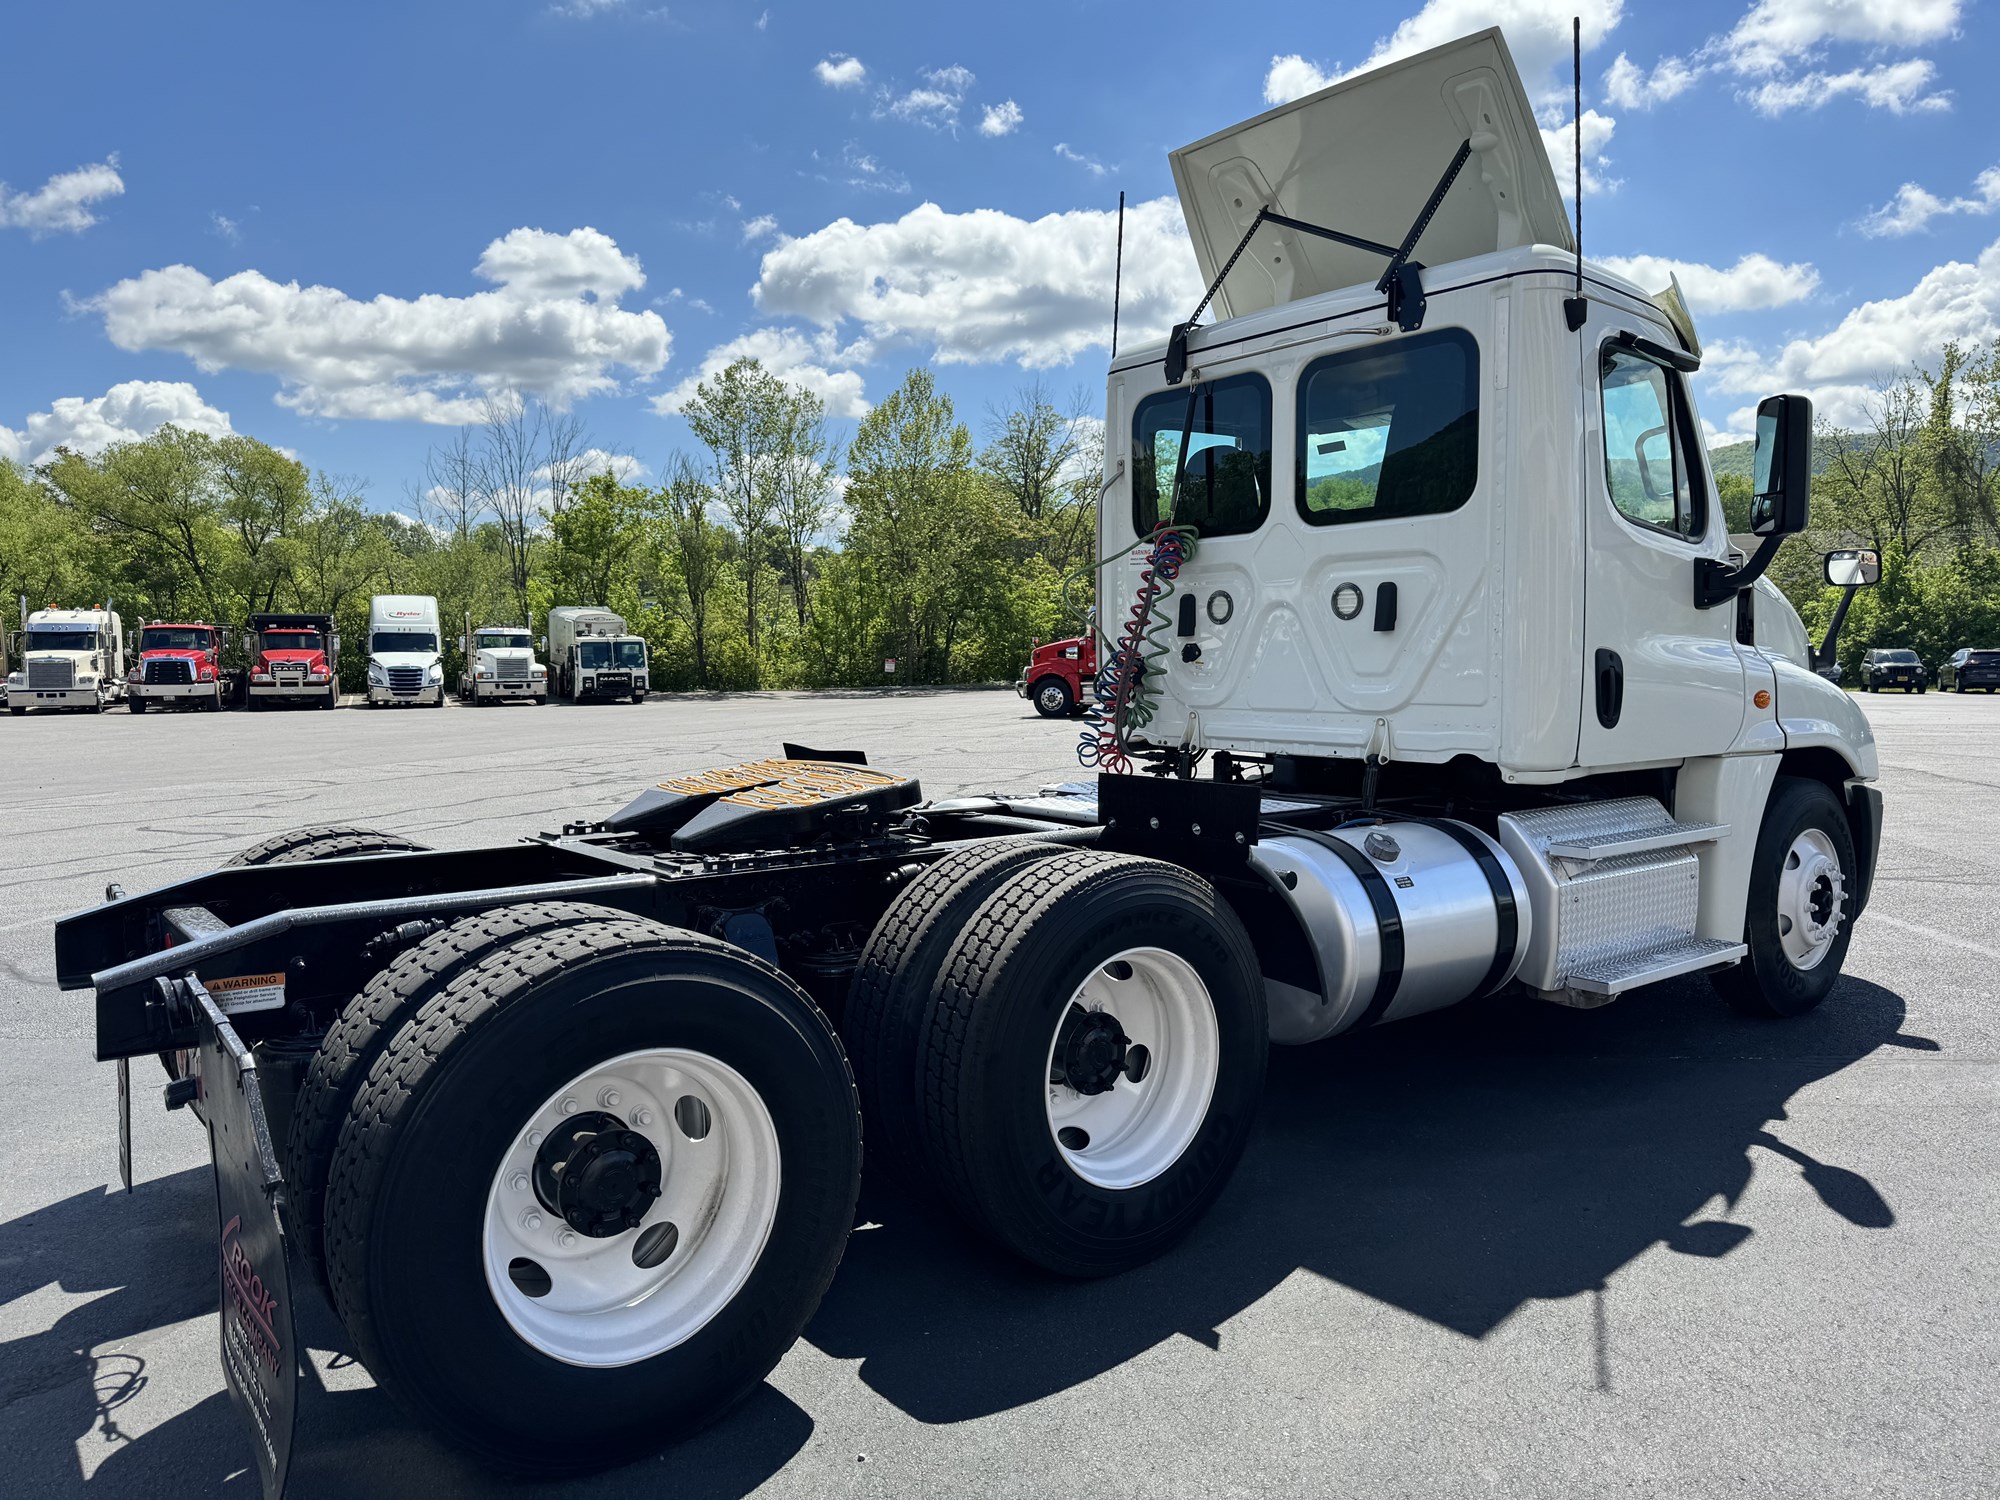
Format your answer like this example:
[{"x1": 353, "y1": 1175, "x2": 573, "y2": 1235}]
[
  {"x1": 1599, "y1": 347, "x2": 1703, "y2": 539},
  {"x1": 1294, "y1": 327, "x2": 1479, "y2": 526},
  {"x1": 1131, "y1": 374, "x2": 1272, "y2": 538}
]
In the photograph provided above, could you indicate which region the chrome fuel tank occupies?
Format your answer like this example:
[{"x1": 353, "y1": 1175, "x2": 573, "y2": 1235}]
[{"x1": 1247, "y1": 820, "x2": 1531, "y2": 1044}]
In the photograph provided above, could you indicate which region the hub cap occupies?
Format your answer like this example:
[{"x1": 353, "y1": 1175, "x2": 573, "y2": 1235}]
[
  {"x1": 1043, "y1": 947, "x2": 1219, "y2": 1190},
  {"x1": 481, "y1": 1048, "x2": 780, "y2": 1368},
  {"x1": 1776, "y1": 828, "x2": 1846, "y2": 971},
  {"x1": 1038, "y1": 682, "x2": 1068, "y2": 713}
]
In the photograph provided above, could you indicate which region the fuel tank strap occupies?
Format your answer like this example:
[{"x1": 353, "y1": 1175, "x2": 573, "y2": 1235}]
[
  {"x1": 1283, "y1": 828, "x2": 1405, "y2": 1028},
  {"x1": 1399, "y1": 817, "x2": 1520, "y2": 998}
]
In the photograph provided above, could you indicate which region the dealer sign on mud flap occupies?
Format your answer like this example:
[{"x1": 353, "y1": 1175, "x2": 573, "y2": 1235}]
[{"x1": 207, "y1": 972, "x2": 286, "y2": 1015}]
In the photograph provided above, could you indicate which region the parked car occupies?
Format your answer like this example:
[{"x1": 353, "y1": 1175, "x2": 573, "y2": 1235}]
[
  {"x1": 1941, "y1": 648, "x2": 2000, "y2": 693},
  {"x1": 1859, "y1": 648, "x2": 1926, "y2": 693}
]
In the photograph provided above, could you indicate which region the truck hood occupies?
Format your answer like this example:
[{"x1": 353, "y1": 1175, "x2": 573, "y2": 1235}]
[
  {"x1": 1169, "y1": 27, "x2": 1570, "y2": 321},
  {"x1": 142, "y1": 648, "x2": 214, "y2": 662},
  {"x1": 476, "y1": 648, "x2": 537, "y2": 664}
]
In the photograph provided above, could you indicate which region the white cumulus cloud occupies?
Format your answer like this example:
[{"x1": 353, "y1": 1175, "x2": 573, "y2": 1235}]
[
  {"x1": 750, "y1": 197, "x2": 1202, "y2": 368},
  {"x1": 1859, "y1": 167, "x2": 2000, "y2": 238},
  {"x1": 0, "y1": 157, "x2": 125, "y2": 235},
  {"x1": 1602, "y1": 51, "x2": 1696, "y2": 109},
  {"x1": 653, "y1": 327, "x2": 869, "y2": 419},
  {"x1": 1701, "y1": 236, "x2": 2000, "y2": 431},
  {"x1": 1538, "y1": 109, "x2": 1618, "y2": 196},
  {"x1": 86, "y1": 227, "x2": 670, "y2": 426},
  {"x1": 815, "y1": 54, "x2": 867, "y2": 88},
  {"x1": 1265, "y1": 0, "x2": 1627, "y2": 106},
  {"x1": 1, "y1": 381, "x2": 236, "y2": 466},
  {"x1": 740, "y1": 214, "x2": 779, "y2": 243},
  {"x1": 1722, "y1": 0, "x2": 1962, "y2": 75},
  {"x1": 1744, "y1": 59, "x2": 1949, "y2": 117},
  {"x1": 1596, "y1": 252, "x2": 1820, "y2": 312},
  {"x1": 980, "y1": 99, "x2": 1024, "y2": 137}
]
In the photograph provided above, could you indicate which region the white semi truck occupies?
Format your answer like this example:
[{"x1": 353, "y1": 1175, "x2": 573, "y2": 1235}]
[
  {"x1": 545, "y1": 605, "x2": 648, "y2": 703},
  {"x1": 55, "y1": 29, "x2": 1885, "y2": 1489},
  {"x1": 364, "y1": 594, "x2": 445, "y2": 708},
  {"x1": 458, "y1": 623, "x2": 548, "y2": 705},
  {"x1": 5, "y1": 605, "x2": 126, "y2": 714}
]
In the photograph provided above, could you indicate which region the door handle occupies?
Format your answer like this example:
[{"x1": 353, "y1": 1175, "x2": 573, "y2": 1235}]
[
  {"x1": 1595, "y1": 648, "x2": 1624, "y2": 728},
  {"x1": 1177, "y1": 593, "x2": 1197, "y2": 637}
]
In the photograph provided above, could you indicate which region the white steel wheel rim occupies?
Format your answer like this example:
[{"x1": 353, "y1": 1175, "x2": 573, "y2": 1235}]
[
  {"x1": 1776, "y1": 828, "x2": 1846, "y2": 971},
  {"x1": 481, "y1": 1047, "x2": 781, "y2": 1368},
  {"x1": 1044, "y1": 946, "x2": 1220, "y2": 1191},
  {"x1": 1038, "y1": 682, "x2": 1068, "y2": 713}
]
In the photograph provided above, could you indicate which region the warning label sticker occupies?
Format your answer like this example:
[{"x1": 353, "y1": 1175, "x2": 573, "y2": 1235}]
[{"x1": 206, "y1": 972, "x2": 287, "y2": 1015}]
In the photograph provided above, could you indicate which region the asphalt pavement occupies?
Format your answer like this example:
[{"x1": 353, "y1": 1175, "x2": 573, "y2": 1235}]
[{"x1": 0, "y1": 688, "x2": 1992, "y2": 1498}]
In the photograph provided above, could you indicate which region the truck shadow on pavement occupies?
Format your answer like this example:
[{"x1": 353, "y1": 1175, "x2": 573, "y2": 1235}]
[
  {"x1": 0, "y1": 976, "x2": 1916, "y2": 1494},
  {"x1": 804, "y1": 973, "x2": 1917, "y2": 1424}
]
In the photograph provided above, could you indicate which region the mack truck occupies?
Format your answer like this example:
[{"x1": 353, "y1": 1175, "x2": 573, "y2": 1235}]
[
  {"x1": 546, "y1": 604, "x2": 648, "y2": 703},
  {"x1": 53, "y1": 30, "x2": 1884, "y2": 1494},
  {"x1": 128, "y1": 621, "x2": 231, "y2": 712},
  {"x1": 5, "y1": 605, "x2": 125, "y2": 713},
  {"x1": 459, "y1": 622, "x2": 548, "y2": 705},
  {"x1": 246, "y1": 614, "x2": 340, "y2": 711}
]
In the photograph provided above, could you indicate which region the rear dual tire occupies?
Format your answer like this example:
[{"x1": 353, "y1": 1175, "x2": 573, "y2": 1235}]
[
  {"x1": 849, "y1": 846, "x2": 1266, "y2": 1278},
  {"x1": 319, "y1": 916, "x2": 859, "y2": 1474}
]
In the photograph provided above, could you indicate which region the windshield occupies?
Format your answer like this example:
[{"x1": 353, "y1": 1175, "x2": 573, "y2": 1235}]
[
  {"x1": 263, "y1": 630, "x2": 322, "y2": 654},
  {"x1": 372, "y1": 630, "x2": 437, "y2": 655},
  {"x1": 26, "y1": 629, "x2": 98, "y2": 652},
  {"x1": 579, "y1": 640, "x2": 612, "y2": 669},
  {"x1": 476, "y1": 632, "x2": 530, "y2": 651},
  {"x1": 143, "y1": 627, "x2": 213, "y2": 653},
  {"x1": 1874, "y1": 650, "x2": 1918, "y2": 663},
  {"x1": 616, "y1": 640, "x2": 646, "y2": 670}
]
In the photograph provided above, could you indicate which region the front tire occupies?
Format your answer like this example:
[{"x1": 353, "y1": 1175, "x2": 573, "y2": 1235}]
[
  {"x1": 321, "y1": 918, "x2": 861, "y2": 1474},
  {"x1": 919, "y1": 850, "x2": 1265, "y2": 1276},
  {"x1": 1030, "y1": 676, "x2": 1075, "y2": 718},
  {"x1": 128, "y1": 697, "x2": 147, "y2": 714},
  {"x1": 1711, "y1": 776, "x2": 1859, "y2": 1018}
]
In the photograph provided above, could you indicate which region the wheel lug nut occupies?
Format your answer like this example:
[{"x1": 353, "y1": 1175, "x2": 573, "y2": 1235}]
[
  {"x1": 599, "y1": 1088, "x2": 621, "y2": 1108},
  {"x1": 521, "y1": 1210, "x2": 544, "y2": 1232},
  {"x1": 559, "y1": 1097, "x2": 579, "y2": 1115},
  {"x1": 511, "y1": 1173, "x2": 530, "y2": 1192},
  {"x1": 633, "y1": 1108, "x2": 654, "y2": 1127},
  {"x1": 556, "y1": 1230, "x2": 578, "y2": 1250},
  {"x1": 528, "y1": 1130, "x2": 544, "y2": 1146}
]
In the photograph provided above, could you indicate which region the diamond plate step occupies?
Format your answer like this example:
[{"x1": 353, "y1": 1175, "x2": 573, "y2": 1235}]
[
  {"x1": 1546, "y1": 818, "x2": 1729, "y2": 862},
  {"x1": 1564, "y1": 937, "x2": 1748, "y2": 996}
]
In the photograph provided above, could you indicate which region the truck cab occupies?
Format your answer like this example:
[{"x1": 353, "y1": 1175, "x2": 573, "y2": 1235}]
[
  {"x1": 5, "y1": 607, "x2": 125, "y2": 714},
  {"x1": 1093, "y1": 27, "x2": 1879, "y2": 1017},
  {"x1": 365, "y1": 595, "x2": 444, "y2": 708},
  {"x1": 1018, "y1": 634, "x2": 1097, "y2": 717},
  {"x1": 247, "y1": 613, "x2": 339, "y2": 710},
  {"x1": 545, "y1": 606, "x2": 648, "y2": 704},
  {"x1": 459, "y1": 624, "x2": 548, "y2": 705},
  {"x1": 128, "y1": 622, "x2": 227, "y2": 712}
]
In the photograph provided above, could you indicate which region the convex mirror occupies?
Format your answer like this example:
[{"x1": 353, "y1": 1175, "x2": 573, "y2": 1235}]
[{"x1": 1824, "y1": 548, "x2": 1881, "y2": 587}]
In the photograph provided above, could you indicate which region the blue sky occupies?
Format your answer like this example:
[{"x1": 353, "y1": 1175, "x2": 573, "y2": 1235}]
[{"x1": 3, "y1": 0, "x2": 1997, "y2": 500}]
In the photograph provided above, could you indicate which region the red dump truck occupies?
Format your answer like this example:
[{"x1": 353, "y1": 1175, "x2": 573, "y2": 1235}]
[
  {"x1": 1017, "y1": 633, "x2": 1097, "y2": 717},
  {"x1": 246, "y1": 613, "x2": 340, "y2": 710},
  {"x1": 127, "y1": 621, "x2": 230, "y2": 712}
]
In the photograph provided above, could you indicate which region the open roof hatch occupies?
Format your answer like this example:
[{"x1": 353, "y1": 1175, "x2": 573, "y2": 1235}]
[{"x1": 1168, "y1": 28, "x2": 1572, "y2": 326}]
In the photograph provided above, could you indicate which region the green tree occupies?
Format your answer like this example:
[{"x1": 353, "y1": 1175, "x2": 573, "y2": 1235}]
[{"x1": 681, "y1": 358, "x2": 789, "y2": 680}]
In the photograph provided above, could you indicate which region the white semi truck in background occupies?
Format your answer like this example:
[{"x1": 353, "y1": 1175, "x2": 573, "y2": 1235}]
[
  {"x1": 5, "y1": 605, "x2": 126, "y2": 714},
  {"x1": 364, "y1": 594, "x2": 444, "y2": 708},
  {"x1": 458, "y1": 622, "x2": 548, "y2": 705},
  {"x1": 545, "y1": 605, "x2": 649, "y2": 703}
]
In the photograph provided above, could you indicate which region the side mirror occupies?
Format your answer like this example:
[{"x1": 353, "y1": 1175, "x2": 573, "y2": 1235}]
[
  {"x1": 538, "y1": 636, "x2": 548, "y2": 653},
  {"x1": 1751, "y1": 393, "x2": 1812, "y2": 536},
  {"x1": 1823, "y1": 549, "x2": 1880, "y2": 588}
]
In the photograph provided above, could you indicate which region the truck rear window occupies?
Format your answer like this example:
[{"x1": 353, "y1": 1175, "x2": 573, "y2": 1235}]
[
  {"x1": 1131, "y1": 374, "x2": 1272, "y2": 540},
  {"x1": 1296, "y1": 328, "x2": 1479, "y2": 527}
]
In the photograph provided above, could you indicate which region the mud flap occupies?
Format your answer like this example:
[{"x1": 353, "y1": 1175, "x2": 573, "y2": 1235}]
[{"x1": 192, "y1": 977, "x2": 297, "y2": 1500}]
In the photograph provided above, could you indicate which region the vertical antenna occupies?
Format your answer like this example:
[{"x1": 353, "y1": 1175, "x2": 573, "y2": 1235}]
[
  {"x1": 1111, "y1": 190, "x2": 1126, "y2": 359},
  {"x1": 1563, "y1": 15, "x2": 1588, "y2": 331}
]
